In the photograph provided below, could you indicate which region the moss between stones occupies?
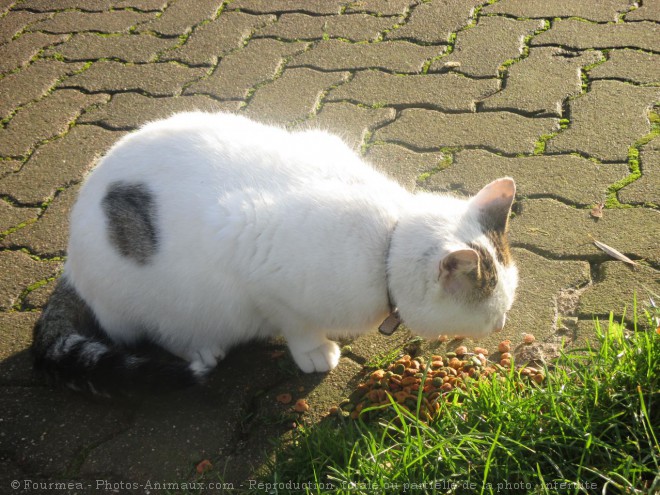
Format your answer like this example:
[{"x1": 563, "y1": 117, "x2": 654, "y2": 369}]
[
  {"x1": 12, "y1": 275, "x2": 58, "y2": 311},
  {"x1": 416, "y1": 149, "x2": 455, "y2": 185},
  {"x1": 533, "y1": 133, "x2": 556, "y2": 155},
  {"x1": 605, "y1": 110, "x2": 659, "y2": 208},
  {"x1": 0, "y1": 217, "x2": 39, "y2": 240}
]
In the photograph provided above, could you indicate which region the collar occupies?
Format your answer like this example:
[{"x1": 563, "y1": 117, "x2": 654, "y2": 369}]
[
  {"x1": 378, "y1": 303, "x2": 401, "y2": 336},
  {"x1": 378, "y1": 222, "x2": 402, "y2": 336}
]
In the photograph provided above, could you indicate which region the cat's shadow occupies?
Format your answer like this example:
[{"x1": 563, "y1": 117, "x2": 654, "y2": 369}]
[{"x1": 0, "y1": 341, "x2": 330, "y2": 483}]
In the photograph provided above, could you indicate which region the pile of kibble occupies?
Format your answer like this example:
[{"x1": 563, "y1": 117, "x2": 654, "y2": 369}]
[{"x1": 332, "y1": 335, "x2": 545, "y2": 422}]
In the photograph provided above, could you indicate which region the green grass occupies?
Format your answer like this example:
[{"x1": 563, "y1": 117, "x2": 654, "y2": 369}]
[{"x1": 263, "y1": 312, "x2": 659, "y2": 494}]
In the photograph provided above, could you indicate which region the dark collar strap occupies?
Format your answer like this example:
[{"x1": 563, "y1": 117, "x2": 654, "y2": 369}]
[{"x1": 379, "y1": 222, "x2": 401, "y2": 336}]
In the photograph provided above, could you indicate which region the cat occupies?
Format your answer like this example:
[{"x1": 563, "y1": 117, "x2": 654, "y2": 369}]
[{"x1": 32, "y1": 112, "x2": 518, "y2": 396}]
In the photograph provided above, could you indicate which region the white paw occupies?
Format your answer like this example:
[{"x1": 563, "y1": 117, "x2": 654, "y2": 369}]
[
  {"x1": 292, "y1": 340, "x2": 341, "y2": 373},
  {"x1": 188, "y1": 347, "x2": 224, "y2": 377}
]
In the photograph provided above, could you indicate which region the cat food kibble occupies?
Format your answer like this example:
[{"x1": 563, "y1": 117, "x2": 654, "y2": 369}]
[
  {"x1": 337, "y1": 334, "x2": 547, "y2": 422},
  {"x1": 196, "y1": 459, "x2": 212, "y2": 474},
  {"x1": 498, "y1": 340, "x2": 511, "y2": 353}
]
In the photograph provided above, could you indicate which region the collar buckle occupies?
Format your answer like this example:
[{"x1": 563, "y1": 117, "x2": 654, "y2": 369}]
[{"x1": 378, "y1": 309, "x2": 401, "y2": 336}]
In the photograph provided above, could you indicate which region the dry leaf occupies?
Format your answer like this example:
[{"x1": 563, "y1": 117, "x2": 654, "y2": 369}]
[
  {"x1": 592, "y1": 239, "x2": 637, "y2": 266},
  {"x1": 590, "y1": 202, "x2": 604, "y2": 219}
]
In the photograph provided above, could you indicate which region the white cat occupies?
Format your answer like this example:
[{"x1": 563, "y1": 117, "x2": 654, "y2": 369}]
[{"x1": 33, "y1": 112, "x2": 518, "y2": 395}]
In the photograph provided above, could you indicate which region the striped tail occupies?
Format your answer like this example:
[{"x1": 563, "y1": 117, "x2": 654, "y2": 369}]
[{"x1": 32, "y1": 277, "x2": 199, "y2": 397}]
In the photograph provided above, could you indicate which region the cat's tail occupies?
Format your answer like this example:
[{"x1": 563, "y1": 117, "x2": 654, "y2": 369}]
[{"x1": 32, "y1": 276, "x2": 200, "y2": 397}]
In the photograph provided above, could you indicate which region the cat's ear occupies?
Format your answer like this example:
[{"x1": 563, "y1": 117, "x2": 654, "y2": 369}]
[
  {"x1": 438, "y1": 249, "x2": 479, "y2": 281},
  {"x1": 438, "y1": 249, "x2": 479, "y2": 294},
  {"x1": 470, "y1": 177, "x2": 516, "y2": 232}
]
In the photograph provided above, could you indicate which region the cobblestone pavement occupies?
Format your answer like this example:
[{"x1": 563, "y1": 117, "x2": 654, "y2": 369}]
[{"x1": 0, "y1": 0, "x2": 658, "y2": 490}]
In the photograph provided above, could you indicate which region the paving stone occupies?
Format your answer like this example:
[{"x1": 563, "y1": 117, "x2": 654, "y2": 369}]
[
  {"x1": 0, "y1": 90, "x2": 108, "y2": 158},
  {"x1": 344, "y1": 0, "x2": 414, "y2": 16},
  {"x1": 0, "y1": 32, "x2": 67, "y2": 74},
  {"x1": 642, "y1": 134, "x2": 660, "y2": 151},
  {"x1": 13, "y1": 0, "x2": 166, "y2": 11},
  {"x1": 2, "y1": 185, "x2": 79, "y2": 257},
  {"x1": 0, "y1": 386, "x2": 135, "y2": 477},
  {"x1": 230, "y1": 0, "x2": 347, "y2": 15},
  {"x1": 114, "y1": 0, "x2": 167, "y2": 9},
  {"x1": 79, "y1": 93, "x2": 240, "y2": 129},
  {"x1": 78, "y1": 344, "x2": 292, "y2": 484},
  {"x1": 327, "y1": 70, "x2": 499, "y2": 111},
  {"x1": 0, "y1": 125, "x2": 123, "y2": 205},
  {"x1": 255, "y1": 13, "x2": 325, "y2": 40},
  {"x1": 429, "y1": 17, "x2": 544, "y2": 78},
  {"x1": 337, "y1": 329, "x2": 412, "y2": 367},
  {"x1": 243, "y1": 67, "x2": 349, "y2": 124},
  {"x1": 425, "y1": 149, "x2": 630, "y2": 205},
  {"x1": 137, "y1": 0, "x2": 220, "y2": 36},
  {"x1": 325, "y1": 14, "x2": 399, "y2": 41},
  {"x1": 0, "y1": 10, "x2": 52, "y2": 44},
  {"x1": 618, "y1": 150, "x2": 660, "y2": 205},
  {"x1": 185, "y1": 39, "x2": 308, "y2": 100},
  {"x1": 365, "y1": 143, "x2": 446, "y2": 191},
  {"x1": 298, "y1": 102, "x2": 395, "y2": 151},
  {"x1": 0, "y1": 200, "x2": 40, "y2": 235},
  {"x1": 161, "y1": 12, "x2": 276, "y2": 66},
  {"x1": 0, "y1": 60, "x2": 85, "y2": 121},
  {"x1": 375, "y1": 108, "x2": 559, "y2": 155},
  {"x1": 290, "y1": 39, "x2": 444, "y2": 73},
  {"x1": 0, "y1": 160, "x2": 22, "y2": 178},
  {"x1": 480, "y1": 47, "x2": 603, "y2": 116},
  {"x1": 387, "y1": 0, "x2": 484, "y2": 44},
  {"x1": 26, "y1": 10, "x2": 153, "y2": 34},
  {"x1": 43, "y1": 32, "x2": 179, "y2": 63},
  {"x1": 482, "y1": 0, "x2": 631, "y2": 22},
  {"x1": 257, "y1": 13, "x2": 398, "y2": 42},
  {"x1": 546, "y1": 81, "x2": 660, "y2": 162},
  {"x1": 588, "y1": 49, "x2": 660, "y2": 85},
  {"x1": 625, "y1": 1, "x2": 660, "y2": 21},
  {"x1": 0, "y1": 0, "x2": 14, "y2": 15},
  {"x1": 532, "y1": 19, "x2": 660, "y2": 52},
  {"x1": 510, "y1": 198, "x2": 659, "y2": 265},
  {"x1": 61, "y1": 60, "x2": 207, "y2": 96},
  {"x1": 0, "y1": 250, "x2": 60, "y2": 311},
  {"x1": 0, "y1": 312, "x2": 41, "y2": 385},
  {"x1": 578, "y1": 261, "x2": 660, "y2": 323}
]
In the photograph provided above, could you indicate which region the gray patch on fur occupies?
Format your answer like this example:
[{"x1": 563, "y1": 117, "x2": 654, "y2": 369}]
[{"x1": 102, "y1": 181, "x2": 159, "y2": 265}]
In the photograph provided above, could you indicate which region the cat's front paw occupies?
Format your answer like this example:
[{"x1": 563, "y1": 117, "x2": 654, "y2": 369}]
[{"x1": 292, "y1": 340, "x2": 341, "y2": 373}]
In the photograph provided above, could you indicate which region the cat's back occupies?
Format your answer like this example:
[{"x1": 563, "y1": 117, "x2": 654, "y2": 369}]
[
  {"x1": 86, "y1": 111, "x2": 370, "y2": 193},
  {"x1": 69, "y1": 112, "x2": 405, "y2": 268}
]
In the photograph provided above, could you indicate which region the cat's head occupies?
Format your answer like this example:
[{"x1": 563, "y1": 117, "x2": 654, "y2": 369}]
[{"x1": 389, "y1": 178, "x2": 518, "y2": 340}]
